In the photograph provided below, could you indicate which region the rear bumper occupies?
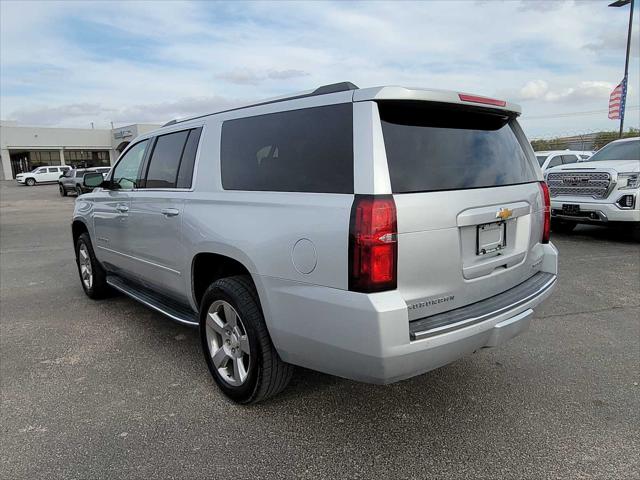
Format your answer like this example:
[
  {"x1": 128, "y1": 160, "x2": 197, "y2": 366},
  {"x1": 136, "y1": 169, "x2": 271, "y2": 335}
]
[
  {"x1": 259, "y1": 242, "x2": 558, "y2": 384},
  {"x1": 551, "y1": 195, "x2": 640, "y2": 223}
]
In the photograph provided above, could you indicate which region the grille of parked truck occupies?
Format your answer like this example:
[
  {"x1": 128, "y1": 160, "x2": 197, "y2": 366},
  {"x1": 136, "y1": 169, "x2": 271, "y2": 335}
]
[{"x1": 72, "y1": 82, "x2": 558, "y2": 403}]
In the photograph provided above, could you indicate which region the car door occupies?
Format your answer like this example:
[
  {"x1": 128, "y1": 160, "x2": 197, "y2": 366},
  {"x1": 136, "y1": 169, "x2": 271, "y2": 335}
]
[
  {"x1": 47, "y1": 167, "x2": 60, "y2": 182},
  {"x1": 34, "y1": 168, "x2": 47, "y2": 182},
  {"x1": 92, "y1": 140, "x2": 149, "y2": 275},
  {"x1": 127, "y1": 127, "x2": 202, "y2": 301}
]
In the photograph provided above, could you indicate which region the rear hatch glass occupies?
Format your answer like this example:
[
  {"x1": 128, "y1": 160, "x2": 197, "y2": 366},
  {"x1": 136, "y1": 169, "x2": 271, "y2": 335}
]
[{"x1": 378, "y1": 101, "x2": 537, "y2": 193}]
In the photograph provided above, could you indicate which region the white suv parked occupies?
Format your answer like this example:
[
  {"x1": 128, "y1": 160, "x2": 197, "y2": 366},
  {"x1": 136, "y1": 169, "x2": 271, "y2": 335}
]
[
  {"x1": 16, "y1": 166, "x2": 71, "y2": 186},
  {"x1": 72, "y1": 83, "x2": 558, "y2": 403}
]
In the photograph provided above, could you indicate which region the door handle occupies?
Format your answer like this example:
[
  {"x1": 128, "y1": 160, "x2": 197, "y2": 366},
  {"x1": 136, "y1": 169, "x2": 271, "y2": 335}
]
[
  {"x1": 116, "y1": 204, "x2": 129, "y2": 213},
  {"x1": 161, "y1": 208, "x2": 180, "y2": 217}
]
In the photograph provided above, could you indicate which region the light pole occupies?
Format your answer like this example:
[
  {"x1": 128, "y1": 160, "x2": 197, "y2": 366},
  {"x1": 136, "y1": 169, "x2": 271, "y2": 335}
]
[{"x1": 609, "y1": 0, "x2": 635, "y2": 137}]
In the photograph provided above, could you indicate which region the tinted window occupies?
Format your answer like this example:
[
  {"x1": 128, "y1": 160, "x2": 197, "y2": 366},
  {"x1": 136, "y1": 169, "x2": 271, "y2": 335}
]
[
  {"x1": 112, "y1": 140, "x2": 148, "y2": 189},
  {"x1": 48, "y1": 167, "x2": 58, "y2": 173},
  {"x1": 176, "y1": 128, "x2": 202, "y2": 188},
  {"x1": 548, "y1": 156, "x2": 562, "y2": 168},
  {"x1": 379, "y1": 102, "x2": 537, "y2": 193},
  {"x1": 221, "y1": 104, "x2": 353, "y2": 193},
  {"x1": 144, "y1": 130, "x2": 189, "y2": 188},
  {"x1": 586, "y1": 139, "x2": 639, "y2": 162},
  {"x1": 536, "y1": 155, "x2": 548, "y2": 167},
  {"x1": 75, "y1": 170, "x2": 86, "y2": 178},
  {"x1": 561, "y1": 155, "x2": 578, "y2": 164}
]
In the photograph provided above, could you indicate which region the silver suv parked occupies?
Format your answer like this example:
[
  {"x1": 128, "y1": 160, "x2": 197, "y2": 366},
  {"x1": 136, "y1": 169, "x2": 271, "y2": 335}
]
[{"x1": 73, "y1": 82, "x2": 558, "y2": 403}]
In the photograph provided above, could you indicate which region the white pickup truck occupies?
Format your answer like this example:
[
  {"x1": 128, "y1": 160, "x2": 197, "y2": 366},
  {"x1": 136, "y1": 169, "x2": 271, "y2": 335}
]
[{"x1": 545, "y1": 137, "x2": 639, "y2": 238}]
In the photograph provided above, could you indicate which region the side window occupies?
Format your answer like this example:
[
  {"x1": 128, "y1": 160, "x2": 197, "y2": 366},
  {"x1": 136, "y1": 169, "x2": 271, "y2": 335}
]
[
  {"x1": 548, "y1": 156, "x2": 562, "y2": 168},
  {"x1": 176, "y1": 128, "x2": 202, "y2": 188},
  {"x1": 36, "y1": 168, "x2": 47, "y2": 174},
  {"x1": 221, "y1": 104, "x2": 354, "y2": 193},
  {"x1": 142, "y1": 127, "x2": 202, "y2": 189},
  {"x1": 143, "y1": 131, "x2": 189, "y2": 188},
  {"x1": 561, "y1": 155, "x2": 578, "y2": 164},
  {"x1": 112, "y1": 140, "x2": 148, "y2": 189},
  {"x1": 48, "y1": 167, "x2": 58, "y2": 173}
]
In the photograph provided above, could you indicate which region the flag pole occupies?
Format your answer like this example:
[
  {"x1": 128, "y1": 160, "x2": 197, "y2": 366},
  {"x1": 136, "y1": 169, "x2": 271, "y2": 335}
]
[{"x1": 619, "y1": 0, "x2": 634, "y2": 138}]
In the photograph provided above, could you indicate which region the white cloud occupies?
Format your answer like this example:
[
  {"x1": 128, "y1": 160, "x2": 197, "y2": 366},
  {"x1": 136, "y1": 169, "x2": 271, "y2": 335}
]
[
  {"x1": 1, "y1": 0, "x2": 638, "y2": 137},
  {"x1": 511, "y1": 79, "x2": 614, "y2": 104}
]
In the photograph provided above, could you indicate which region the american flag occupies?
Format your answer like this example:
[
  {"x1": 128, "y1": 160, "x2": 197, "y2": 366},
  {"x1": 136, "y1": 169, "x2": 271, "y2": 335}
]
[{"x1": 608, "y1": 77, "x2": 627, "y2": 120}]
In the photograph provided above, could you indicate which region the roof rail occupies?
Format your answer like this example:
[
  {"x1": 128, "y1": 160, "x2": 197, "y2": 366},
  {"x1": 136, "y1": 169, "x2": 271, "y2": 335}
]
[{"x1": 161, "y1": 81, "x2": 359, "y2": 127}]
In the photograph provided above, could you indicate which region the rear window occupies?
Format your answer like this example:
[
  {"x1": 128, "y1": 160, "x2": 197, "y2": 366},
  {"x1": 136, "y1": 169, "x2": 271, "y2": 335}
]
[
  {"x1": 221, "y1": 104, "x2": 353, "y2": 193},
  {"x1": 379, "y1": 102, "x2": 537, "y2": 193}
]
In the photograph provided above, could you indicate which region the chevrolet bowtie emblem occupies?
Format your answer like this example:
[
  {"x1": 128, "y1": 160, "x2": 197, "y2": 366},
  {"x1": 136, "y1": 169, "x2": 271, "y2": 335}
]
[{"x1": 496, "y1": 207, "x2": 513, "y2": 220}]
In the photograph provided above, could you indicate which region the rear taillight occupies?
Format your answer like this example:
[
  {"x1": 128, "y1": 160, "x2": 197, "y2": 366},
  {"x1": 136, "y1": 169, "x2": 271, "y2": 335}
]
[
  {"x1": 349, "y1": 195, "x2": 397, "y2": 293},
  {"x1": 539, "y1": 181, "x2": 551, "y2": 244}
]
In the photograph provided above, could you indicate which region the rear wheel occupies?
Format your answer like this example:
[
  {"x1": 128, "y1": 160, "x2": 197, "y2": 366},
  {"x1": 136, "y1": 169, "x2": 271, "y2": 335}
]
[
  {"x1": 59, "y1": 184, "x2": 67, "y2": 197},
  {"x1": 200, "y1": 275, "x2": 293, "y2": 404},
  {"x1": 75, "y1": 185, "x2": 83, "y2": 196},
  {"x1": 551, "y1": 219, "x2": 576, "y2": 234},
  {"x1": 25, "y1": 178, "x2": 35, "y2": 186},
  {"x1": 75, "y1": 233, "x2": 110, "y2": 299}
]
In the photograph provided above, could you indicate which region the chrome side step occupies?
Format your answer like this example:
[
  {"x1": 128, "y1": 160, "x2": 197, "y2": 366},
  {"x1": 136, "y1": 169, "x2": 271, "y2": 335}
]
[{"x1": 107, "y1": 275, "x2": 199, "y2": 327}]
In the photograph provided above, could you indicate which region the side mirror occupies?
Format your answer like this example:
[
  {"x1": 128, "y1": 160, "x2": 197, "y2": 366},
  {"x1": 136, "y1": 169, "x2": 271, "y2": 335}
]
[{"x1": 83, "y1": 172, "x2": 104, "y2": 189}]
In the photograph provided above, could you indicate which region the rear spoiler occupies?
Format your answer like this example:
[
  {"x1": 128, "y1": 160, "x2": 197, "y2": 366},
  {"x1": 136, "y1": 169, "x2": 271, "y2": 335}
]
[{"x1": 353, "y1": 86, "x2": 521, "y2": 116}]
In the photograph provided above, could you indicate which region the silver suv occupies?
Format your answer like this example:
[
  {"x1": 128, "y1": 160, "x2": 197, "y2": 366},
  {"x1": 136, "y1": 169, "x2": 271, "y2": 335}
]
[{"x1": 73, "y1": 82, "x2": 558, "y2": 403}]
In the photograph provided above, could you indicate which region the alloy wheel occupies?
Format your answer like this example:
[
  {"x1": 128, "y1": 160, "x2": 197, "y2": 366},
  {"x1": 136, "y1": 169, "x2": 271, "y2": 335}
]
[
  {"x1": 205, "y1": 300, "x2": 251, "y2": 386},
  {"x1": 78, "y1": 243, "x2": 93, "y2": 290}
]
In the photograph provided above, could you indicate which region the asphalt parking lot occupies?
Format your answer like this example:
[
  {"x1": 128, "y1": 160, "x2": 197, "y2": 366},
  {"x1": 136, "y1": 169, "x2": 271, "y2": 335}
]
[{"x1": 1, "y1": 181, "x2": 638, "y2": 480}]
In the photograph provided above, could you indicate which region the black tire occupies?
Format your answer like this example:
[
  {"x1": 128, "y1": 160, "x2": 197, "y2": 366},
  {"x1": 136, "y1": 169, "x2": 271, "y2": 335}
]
[
  {"x1": 75, "y1": 185, "x2": 83, "y2": 196},
  {"x1": 551, "y1": 219, "x2": 576, "y2": 234},
  {"x1": 200, "y1": 275, "x2": 294, "y2": 404},
  {"x1": 59, "y1": 184, "x2": 67, "y2": 197},
  {"x1": 75, "y1": 233, "x2": 110, "y2": 299},
  {"x1": 25, "y1": 178, "x2": 35, "y2": 186}
]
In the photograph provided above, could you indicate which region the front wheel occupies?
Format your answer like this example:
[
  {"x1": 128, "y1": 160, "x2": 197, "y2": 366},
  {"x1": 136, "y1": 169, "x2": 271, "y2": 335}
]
[
  {"x1": 551, "y1": 219, "x2": 576, "y2": 234},
  {"x1": 25, "y1": 178, "x2": 35, "y2": 186},
  {"x1": 59, "y1": 184, "x2": 67, "y2": 197},
  {"x1": 75, "y1": 233, "x2": 110, "y2": 299},
  {"x1": 75, "y1": 185, "x2": 83, "y2": 196},
  {"x1": 200, "y1": 275, "x2": 294, "y2": 404}
]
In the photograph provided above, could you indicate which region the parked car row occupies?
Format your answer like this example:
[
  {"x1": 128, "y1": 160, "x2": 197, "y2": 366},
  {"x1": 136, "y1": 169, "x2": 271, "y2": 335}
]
[{"x1": 14, "y1": 165, "x2": 111, "y2": 196}]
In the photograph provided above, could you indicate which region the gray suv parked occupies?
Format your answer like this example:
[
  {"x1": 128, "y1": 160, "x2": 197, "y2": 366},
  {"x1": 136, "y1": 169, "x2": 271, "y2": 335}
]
[{"x1": 73, "y1": 82, "x2": 558, "y2": 403}]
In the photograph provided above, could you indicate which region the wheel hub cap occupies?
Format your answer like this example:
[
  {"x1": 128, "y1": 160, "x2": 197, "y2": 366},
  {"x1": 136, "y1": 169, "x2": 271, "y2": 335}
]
[
  {"x1": 78, "y1": 244, "x2": 93, "y2": 289},
  {"x1": 205, "y1": 300, "x2": 251, "y2": 386}
]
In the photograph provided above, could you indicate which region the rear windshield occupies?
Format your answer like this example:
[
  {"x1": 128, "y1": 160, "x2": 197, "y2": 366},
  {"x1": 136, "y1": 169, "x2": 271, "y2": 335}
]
[
  {"x1": 585, "y1": 139, "x2": 639, "y2": 162},
  {"x1": 379, "y1": 102, "x2": 537, "y2": 193}
]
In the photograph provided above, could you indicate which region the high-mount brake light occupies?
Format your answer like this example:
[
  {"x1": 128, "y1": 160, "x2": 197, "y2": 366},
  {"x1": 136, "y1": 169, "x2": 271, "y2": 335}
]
[
  {"x1": 349, "y1": 195, "x2": 398, "y2": 293},
  {"x1": 458, "y1": 93, "x2": 507, "y2": 107},
  {"x1": 539, "y1": 181, "x2": 551, "y2": 244}
]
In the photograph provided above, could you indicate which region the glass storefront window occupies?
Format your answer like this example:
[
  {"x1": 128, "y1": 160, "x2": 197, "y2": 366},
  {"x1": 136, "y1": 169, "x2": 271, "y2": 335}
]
[{"x1": 64, "y1": 150, "x2": 111, "y2": 168}]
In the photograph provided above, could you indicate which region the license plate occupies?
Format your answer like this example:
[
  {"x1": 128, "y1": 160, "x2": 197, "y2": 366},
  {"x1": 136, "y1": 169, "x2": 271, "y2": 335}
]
[
  {"x1": 476, "y1": 221, "x2": 507, "y2": 255},
  {"x1": 562, "y1": 204, "x2": 580, "y2": 215}
]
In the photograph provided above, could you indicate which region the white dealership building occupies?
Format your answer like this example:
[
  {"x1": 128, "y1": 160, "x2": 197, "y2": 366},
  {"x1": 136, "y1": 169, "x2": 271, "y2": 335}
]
[{"x1": 0, "y1": 122, "x2": 161, "y2": 180}]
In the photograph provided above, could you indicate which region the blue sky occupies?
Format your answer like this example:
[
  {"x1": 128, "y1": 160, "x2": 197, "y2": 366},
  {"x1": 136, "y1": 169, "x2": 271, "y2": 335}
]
[{"x1": 1, "y1": 0, "x2": 638, "y2": 138}]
